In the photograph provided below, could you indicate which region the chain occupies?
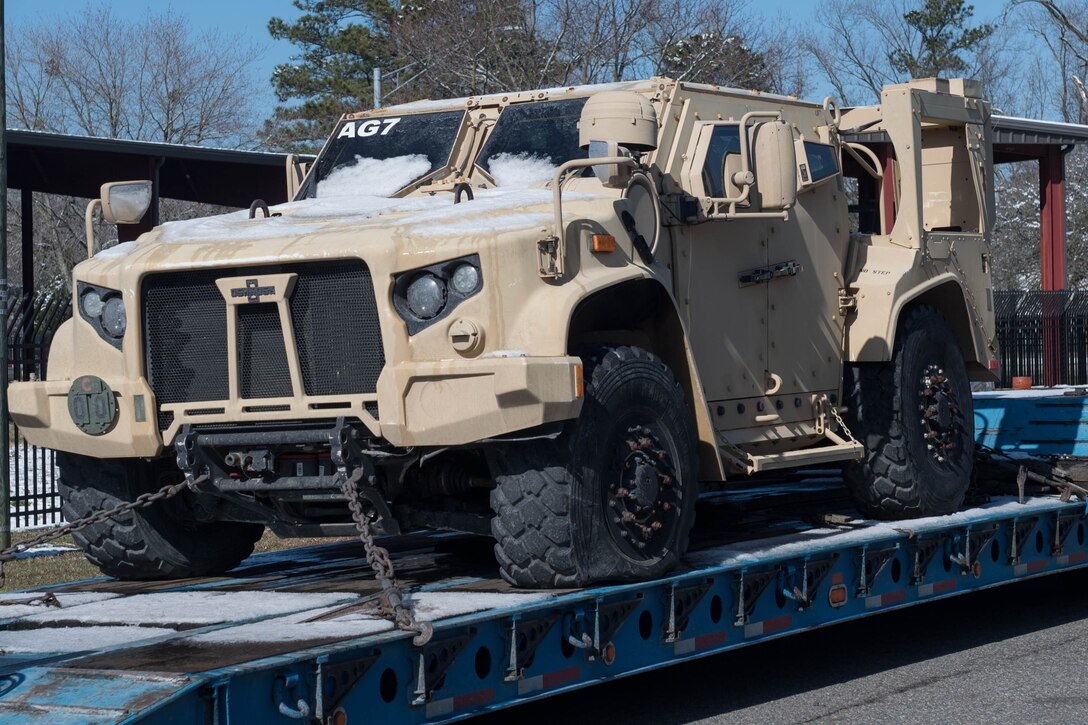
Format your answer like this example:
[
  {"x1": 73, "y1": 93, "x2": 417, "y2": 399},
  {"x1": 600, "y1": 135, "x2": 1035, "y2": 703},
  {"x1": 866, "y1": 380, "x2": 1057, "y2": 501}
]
[
  {"x1": 337, "y1": 468, "x2": 433, "y2": 646},
  {"x1": 948, "y1": 251, "x2": 999, "y2": 361},
  {"x1": 0, "y1": 474, "x2": 207, "y2": 589},
  {"x1": 0, "y1": 592, "x2": 60, "y2": 608},
  {"x1": 828, "y1": 403, "x2": 858, "y2": 444}
]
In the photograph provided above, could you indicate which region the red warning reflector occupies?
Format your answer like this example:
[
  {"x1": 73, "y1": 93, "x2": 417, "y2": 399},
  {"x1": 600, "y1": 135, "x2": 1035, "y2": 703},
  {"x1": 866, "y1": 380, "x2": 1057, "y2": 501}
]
[
  {"x1": 988, "y1": 358, "x2": 1000, "y2": 370},
  {"x1": 828, "y1": 583, "x2": 848, "y2": 608}
]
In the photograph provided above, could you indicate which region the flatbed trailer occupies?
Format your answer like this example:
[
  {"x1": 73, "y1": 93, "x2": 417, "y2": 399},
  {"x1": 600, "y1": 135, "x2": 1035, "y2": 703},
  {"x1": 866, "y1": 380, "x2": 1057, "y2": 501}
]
[{"x1": 2, "y1": 391, "x2": 1087, "y2": 724}]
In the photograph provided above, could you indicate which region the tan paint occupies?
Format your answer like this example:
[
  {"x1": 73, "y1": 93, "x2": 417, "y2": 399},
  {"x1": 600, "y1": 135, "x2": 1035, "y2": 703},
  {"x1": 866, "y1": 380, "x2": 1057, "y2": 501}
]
[{"x1": 10, "y1": 76, "x2": 998, "y2": 485}]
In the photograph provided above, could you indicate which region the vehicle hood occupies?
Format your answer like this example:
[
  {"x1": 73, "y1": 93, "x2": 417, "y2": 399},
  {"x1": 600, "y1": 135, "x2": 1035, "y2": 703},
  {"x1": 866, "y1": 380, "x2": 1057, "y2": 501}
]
[{"x1": 87, "y1": 187, "x2": 604, "y2": 271}]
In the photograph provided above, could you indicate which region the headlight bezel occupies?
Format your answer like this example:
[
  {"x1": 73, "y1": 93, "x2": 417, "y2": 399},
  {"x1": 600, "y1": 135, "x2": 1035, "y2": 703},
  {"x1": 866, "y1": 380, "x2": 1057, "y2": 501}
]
[
  {"x1": 77, "y1": 281, "x2": 127, "y2": 349},
  {"x1": 393, "y1": 254, "x2": 483, "y2": 334}
]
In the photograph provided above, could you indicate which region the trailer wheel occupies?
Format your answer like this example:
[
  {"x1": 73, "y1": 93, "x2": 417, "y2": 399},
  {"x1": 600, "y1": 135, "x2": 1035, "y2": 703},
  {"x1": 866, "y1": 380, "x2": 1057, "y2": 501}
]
[
  {"x1": 488, "y1": 346, "x2": 698, "y2": 588},
  {"x1": 842, "y1": 305, "x2": 974, "y2": 519},
  {"x1": 57, "y1": 452, "x2": 263, "y2": 579}
]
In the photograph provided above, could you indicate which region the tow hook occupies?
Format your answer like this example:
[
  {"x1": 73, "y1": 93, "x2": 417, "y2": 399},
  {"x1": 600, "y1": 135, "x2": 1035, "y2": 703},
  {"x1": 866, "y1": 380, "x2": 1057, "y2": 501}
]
[{"x1": 273, "y1": 673, "x2": 311, "y2": 719}]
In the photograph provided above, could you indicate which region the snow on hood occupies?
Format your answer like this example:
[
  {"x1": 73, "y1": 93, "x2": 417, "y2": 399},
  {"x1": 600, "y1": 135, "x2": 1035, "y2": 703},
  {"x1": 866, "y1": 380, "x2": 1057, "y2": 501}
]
[
  {"x1": 487, "y1": 152, "x2": 558, "y2": 187},
  {"x1": 318, "y1": 154, "x2": 432, "y2": 198},
  {"x1": 90, "y1": 186, "x2": 600, "y2": 261}
]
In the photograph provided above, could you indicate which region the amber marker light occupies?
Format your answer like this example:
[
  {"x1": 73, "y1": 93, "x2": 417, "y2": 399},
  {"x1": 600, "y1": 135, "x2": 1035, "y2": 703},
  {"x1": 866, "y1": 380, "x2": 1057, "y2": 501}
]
[
  {"x1": 591, "y1": 234, "x2": 617, "y2": 253},
  {"x1": 574, "y1": 363, "x2": 584, "y2": 398},
  {"x1": 828, "y1": 584, "x2": 848, "y2": 608}
]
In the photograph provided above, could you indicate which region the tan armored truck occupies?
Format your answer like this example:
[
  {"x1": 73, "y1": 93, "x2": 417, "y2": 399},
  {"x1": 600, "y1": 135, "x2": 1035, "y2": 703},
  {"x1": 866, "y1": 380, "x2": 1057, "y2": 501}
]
[{"x1": 9, "y1": 77, "x2": 997, "y2": 588}]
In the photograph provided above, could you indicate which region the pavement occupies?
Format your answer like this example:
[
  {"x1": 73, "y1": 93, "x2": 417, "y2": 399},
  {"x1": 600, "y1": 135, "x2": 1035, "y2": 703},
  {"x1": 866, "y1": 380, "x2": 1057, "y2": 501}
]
[{"x1": 478, "y1": 568, "x2": 1088, "y2": 724}]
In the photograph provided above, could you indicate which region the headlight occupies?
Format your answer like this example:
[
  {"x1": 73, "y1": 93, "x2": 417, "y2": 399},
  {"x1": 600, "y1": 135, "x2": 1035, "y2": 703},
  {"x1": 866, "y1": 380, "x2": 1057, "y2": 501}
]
[
  {"x1": 101, "y1": 297, "x2": 127, "y2": 338},
  {"x1": 450, "y1": 263, "x2": 480, "y2": 295},
  {"x1": 393, "y1": 254, "x2": 483, "y2": 334},
  {"x1": 76, "y1": 282, "x2": 127, "y2": 349},
  {"x1": 406, "y1": 274, "x2": 447, "y2": 319},
  {"x1": 80, "y1": 289, "x2": 104, "y2": 317}
]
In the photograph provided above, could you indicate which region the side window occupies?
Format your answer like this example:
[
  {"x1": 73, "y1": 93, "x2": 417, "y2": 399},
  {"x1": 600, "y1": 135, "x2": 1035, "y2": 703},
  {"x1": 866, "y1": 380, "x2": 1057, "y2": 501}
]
[
  {"x1": 801, "y1": 141, "x2": 839, "y2": 184},
  {"x1": 701, "y1": 125, "x2": 741, "y2": 198}
]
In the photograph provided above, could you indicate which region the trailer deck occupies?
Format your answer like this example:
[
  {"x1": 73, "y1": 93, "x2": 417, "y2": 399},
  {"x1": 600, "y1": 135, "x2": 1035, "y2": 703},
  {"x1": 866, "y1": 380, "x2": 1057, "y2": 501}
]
[{"x1": 1, "y1": 391, "x2": 1087, "y2": 724}]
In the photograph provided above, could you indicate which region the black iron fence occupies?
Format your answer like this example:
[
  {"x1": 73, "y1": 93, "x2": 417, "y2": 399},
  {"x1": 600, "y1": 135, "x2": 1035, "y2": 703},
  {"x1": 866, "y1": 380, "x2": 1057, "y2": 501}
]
[
  {"x1": 6, "y1": 290, "x2": 70, "y2": 529},
  {"x1": 994, "y1": 290, "x2": 1088, "y2": 388}
]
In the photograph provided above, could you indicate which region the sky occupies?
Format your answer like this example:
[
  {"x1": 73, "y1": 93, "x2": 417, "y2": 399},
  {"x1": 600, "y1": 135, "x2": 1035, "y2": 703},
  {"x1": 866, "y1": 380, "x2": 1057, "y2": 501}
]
[{"x1": 4, "y1": 0, "x2": 1019, "y2": 124}]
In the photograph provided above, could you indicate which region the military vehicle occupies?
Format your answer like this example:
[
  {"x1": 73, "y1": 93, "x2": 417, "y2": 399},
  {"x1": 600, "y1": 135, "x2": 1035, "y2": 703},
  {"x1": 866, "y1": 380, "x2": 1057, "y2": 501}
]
[{"x1": 9, "y1": 76, "x2": 997, "y2": 588}]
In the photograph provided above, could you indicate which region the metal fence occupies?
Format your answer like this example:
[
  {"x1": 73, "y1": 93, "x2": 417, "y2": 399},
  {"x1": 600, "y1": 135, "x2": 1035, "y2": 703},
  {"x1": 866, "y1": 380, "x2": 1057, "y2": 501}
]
[
  {"x1": 994, "y1": 290, "x2": 1088, "y2": 388},
  {"x1": 6, "y1": 290, "x2": 70, "y2": 529}
]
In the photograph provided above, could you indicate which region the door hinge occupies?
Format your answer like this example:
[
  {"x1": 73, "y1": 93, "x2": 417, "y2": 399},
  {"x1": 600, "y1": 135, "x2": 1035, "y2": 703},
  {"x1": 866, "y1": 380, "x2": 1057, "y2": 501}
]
[
  {"x1": 837, "y1": 289, "x2": 857, "y2": 316},
  {"x1": 537, "y1": 236, "x2": 564, "y2": 280}
]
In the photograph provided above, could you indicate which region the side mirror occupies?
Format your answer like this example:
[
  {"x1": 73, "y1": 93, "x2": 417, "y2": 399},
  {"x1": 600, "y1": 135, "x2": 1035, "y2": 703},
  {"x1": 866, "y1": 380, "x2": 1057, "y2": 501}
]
[
  {"x1": 587, "y1": 140, "x2": 634, "y2": 188},
  {"x1": 101, "y1": 181, "x2": 152, "y2": 224},
  {"x1": 86, "y1": 180, "x2": 152, "y2": 258},
  {"x1": 752, "y1": 121, "x2": 797, "y2": 211}
]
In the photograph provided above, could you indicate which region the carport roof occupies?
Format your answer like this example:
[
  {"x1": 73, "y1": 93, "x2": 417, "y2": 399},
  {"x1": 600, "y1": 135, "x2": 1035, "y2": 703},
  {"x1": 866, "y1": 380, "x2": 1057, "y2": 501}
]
[{"x1": 7, "y1": 129, "x2": 315, "y2": 207}]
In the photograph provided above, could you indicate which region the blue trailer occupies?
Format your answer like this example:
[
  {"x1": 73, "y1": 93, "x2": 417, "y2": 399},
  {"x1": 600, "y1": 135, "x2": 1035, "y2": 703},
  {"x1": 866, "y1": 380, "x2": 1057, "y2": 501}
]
[{"x1": 0, "y1": 390, "x2": 1085, "y2": 724}]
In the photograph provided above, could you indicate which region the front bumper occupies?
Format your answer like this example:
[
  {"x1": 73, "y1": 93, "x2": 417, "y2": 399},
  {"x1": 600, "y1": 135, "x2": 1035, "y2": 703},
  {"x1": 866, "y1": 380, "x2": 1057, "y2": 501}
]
[{"x1": 9, "y1": 356, "x2": 584, "y2": 457}]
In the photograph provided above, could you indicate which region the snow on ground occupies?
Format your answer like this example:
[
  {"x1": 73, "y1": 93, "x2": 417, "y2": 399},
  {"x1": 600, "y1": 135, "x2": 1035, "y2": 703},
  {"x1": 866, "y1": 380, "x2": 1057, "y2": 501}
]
[
  {"x1": 15, "y1": 590, "x2": 359, "y2": 628},
  {"x1": 12, "y1": 544, "x2": 76, "y2": 560},
  {"x1": 973, "y1": 385, "x2": 1084, "y2": 399},
  {"x1": 687, "y1": 495, "x2": 1071, "y2": 569},
  {"x1": 0, "y1": 592, "x2": 119, "y2": 620},
  {"x1": 0, "y1": 625, "x2": 177, "y2": 654},
  {"x1": 318, "y1": 154, "x2": 431, "y2": 198},
  {"x1": 187, "y1": 590, "x2": 554, "y2": 645}
]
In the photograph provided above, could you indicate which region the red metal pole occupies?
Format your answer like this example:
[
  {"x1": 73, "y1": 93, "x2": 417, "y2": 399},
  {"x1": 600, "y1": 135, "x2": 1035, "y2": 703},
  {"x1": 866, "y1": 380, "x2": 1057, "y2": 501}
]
[{"x1": 1040, "y1": 146, "x2": 1067, "y2": 386}]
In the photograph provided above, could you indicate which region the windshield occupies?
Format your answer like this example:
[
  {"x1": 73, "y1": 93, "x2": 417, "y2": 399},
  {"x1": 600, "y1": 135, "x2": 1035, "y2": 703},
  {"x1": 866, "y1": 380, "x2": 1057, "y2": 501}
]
[
  {"x1": 476, "y1": 99, "x2": 589, "y2": 186},
  {"x1": 305, "y1": 110, "x2": 465, "y2": 198}
]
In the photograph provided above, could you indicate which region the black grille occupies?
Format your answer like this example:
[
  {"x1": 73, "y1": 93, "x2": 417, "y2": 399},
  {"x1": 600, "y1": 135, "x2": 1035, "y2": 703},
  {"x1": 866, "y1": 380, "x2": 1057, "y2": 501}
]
[
  {"x1": 238, "y1": 303, "x2": 292, "y2": 398},
  {"x1": 143, "y1": 260, "x2": 384, "y2": 430},
  {"x1": 291, "y1": 262, "x2": 384, "y2": 395}
]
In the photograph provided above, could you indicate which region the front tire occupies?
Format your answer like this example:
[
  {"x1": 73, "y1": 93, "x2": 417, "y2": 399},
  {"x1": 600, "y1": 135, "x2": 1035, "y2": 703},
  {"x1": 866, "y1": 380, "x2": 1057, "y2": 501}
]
[
  {"x1": 843, "y1": 306, "x2": 974, "y2": 519},
  {"x1": 58, "y1": 452, "x2": 263, "y2": 579},
  {"x1": 488, "y1": 346, "x2": 699, "y2": 588}
]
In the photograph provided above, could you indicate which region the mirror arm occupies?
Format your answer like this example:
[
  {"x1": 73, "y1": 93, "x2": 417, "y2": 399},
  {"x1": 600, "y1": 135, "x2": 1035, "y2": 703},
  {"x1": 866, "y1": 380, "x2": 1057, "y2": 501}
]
[
  {"x1": 85, "y1": 199, "x2": 102, "y2": 259},
  {"x1": 551, "y1": 156, "x2": 637, "y2": 247}
]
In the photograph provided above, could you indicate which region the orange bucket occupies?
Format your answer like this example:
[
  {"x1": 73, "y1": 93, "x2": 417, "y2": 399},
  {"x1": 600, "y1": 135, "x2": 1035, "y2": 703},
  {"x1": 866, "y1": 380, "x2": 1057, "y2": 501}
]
[{"x1": 1011, "y1": 376, "x2": 1032, "y2": 390}]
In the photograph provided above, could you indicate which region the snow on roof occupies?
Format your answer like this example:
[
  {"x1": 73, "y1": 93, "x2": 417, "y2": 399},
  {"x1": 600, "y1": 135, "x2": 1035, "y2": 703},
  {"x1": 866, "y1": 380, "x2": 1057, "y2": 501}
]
[{"x1": 381, "y1": 79, "x2": 659, "y2": 114}]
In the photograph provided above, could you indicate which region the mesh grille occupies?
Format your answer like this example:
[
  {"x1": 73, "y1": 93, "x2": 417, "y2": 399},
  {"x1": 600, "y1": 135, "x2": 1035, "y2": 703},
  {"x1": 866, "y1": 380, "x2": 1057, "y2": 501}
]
[
  {"x1": 291, "y1": 261, "x2": 384, "y2": 395},
  {"x1": 238, "y1": 304, "x2": 292, "y2": 398},
  {"x1": 143, "y1": 273, "x2": 230, "y2": 417},
  {"x1": 143, "y1": 260, "x2": 383, "y2": 430}
]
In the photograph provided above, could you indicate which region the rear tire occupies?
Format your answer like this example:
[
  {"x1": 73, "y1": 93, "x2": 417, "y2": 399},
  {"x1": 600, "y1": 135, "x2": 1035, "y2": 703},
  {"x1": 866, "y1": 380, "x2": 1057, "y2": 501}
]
[
  {"x1": 842, "y1": 306, "x2": 974, "y2": 519},
  {"x1": 58, "y1": 452, "x2": 263, "y2": 579},
  {"x1": 488, "y1": 346, "x2": 698, "y2": 588}
]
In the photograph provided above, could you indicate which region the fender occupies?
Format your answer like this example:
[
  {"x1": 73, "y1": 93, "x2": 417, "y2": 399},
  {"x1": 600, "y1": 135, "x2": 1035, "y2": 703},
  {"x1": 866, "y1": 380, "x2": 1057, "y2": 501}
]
[
  {"x1": 567, "y1": 275, "x2": 725, "y2": 481},
  {"x1": 847, "y1": 271, "x2": 988, "y2": 373}
]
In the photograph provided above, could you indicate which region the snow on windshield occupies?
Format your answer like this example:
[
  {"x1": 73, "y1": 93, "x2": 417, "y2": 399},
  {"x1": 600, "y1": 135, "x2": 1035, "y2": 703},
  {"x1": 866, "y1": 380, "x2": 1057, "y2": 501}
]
[
  {"x1": 487, "y1": 152, "x2": 558, "y2": 187},
  {"x1": 318, "y1": 154, "x2": 431, "y2": 198}
]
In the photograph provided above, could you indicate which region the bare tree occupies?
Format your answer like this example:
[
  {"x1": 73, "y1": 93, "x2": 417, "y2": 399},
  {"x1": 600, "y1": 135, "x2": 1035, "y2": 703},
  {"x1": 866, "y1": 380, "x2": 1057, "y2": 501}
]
[
  {"x1": 6, "y1": 3, "x2": 264, "y2": 292},
  {"x1": 382, "y1": 0, "x2": 804, "y2": 101},
  {"x1": 803, "y1": 0, "x2": 1005, "y2": 105}
]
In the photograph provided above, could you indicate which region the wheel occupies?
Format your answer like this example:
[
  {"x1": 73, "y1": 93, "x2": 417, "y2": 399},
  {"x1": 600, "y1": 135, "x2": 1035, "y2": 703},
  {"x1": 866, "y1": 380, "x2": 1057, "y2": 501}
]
[
  {"x1": 57, "y1": 452, "x2": 264, "y2": 579},
  {"x1": 488, "y1": 346, "x2": 698, "y2": 588},
  {"x1": 842, "y1": 306, "x2": 974, "y2": 519}
]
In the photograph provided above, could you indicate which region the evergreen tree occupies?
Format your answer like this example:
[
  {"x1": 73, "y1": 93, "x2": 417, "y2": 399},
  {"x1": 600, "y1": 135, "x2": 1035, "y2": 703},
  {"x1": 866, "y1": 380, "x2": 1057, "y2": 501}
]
[
  {"x1": 266, "y1": 1, "x2": 397, "y2": 150},
  {"x1": 890, "y1": 0, "x2": 994, "y2": 78}
]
